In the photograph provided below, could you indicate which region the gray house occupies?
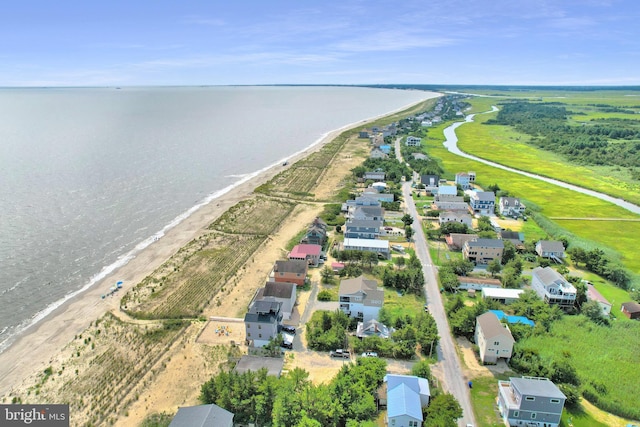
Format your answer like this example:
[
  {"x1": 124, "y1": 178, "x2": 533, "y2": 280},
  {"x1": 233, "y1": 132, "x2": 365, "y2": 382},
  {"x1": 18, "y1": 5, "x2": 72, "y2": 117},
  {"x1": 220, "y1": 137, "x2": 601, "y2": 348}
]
[
  {"x1": 255, "y1": 281, "x2": 297, "y2": 320},
  {"x1": 530, "y1": 267, "x2": 576, "y2": 309},
  {"x1": 535, "y1": 240, "x2": 565, "y2": 262},
  {"x1": 349, "y1": 205, "x2": 385, "y2": 221},
  {"x1": 345, "y1": 219, "x2": 382, "y2": 239},
  {"x1": 244, "y1": 300, "x2": 283, "y2": 347},
  {"x1": 497, "y1": 376, "x2": 566, "y2": 427},
  {"x1": 364, "y1": 171, "x2": 386, "y2": 181},
  {"x1": 169, "y1": 404, "x2": 233, "y2": 427}
]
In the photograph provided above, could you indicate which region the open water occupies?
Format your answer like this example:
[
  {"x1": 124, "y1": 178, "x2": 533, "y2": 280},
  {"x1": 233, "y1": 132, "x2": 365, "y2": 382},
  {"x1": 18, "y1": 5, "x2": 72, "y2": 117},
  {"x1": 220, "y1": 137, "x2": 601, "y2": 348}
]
[{"x1": 0, "y1": 85, "x2": 431, "y2": 352}]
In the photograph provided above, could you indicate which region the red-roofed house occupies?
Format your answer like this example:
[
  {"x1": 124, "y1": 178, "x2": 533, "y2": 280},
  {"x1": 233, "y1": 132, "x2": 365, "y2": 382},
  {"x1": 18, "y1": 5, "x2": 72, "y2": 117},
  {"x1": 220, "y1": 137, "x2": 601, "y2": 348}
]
[
  {"x1": 621, "y1": 301, "x2": 640, "y2": 320},
  {"x1": 586, "y1": 284, "x2": 612, "y2": 316},
  {"x1": 331, "y1": 262, "x2": 345, "y2": 273},
  {"x1": 288, "y1": 244, "x2": 322, "y2": 267}
]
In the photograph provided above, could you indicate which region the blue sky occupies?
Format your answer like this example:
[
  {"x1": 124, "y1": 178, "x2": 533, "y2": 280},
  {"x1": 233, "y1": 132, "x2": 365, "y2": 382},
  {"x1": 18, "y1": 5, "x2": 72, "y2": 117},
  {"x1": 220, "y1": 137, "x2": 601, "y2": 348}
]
[{"x1": 1, "y1": 0, "x2": 638, "y2": 86}]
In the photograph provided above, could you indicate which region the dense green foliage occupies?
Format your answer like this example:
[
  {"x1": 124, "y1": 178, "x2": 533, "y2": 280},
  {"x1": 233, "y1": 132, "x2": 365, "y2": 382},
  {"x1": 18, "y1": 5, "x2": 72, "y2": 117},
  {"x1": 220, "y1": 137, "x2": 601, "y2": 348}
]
[
  {"x1": 306, "y1": 310, "x2": 351, "y2": 351},
  {"x1": 486, "y1": 101, "x2": 640, "y2": 170},
  {"x1": 424, "y1": 393, "x2": 463, "y2": 427},
  {"x1": 139, "y1": 412, "x2": 172, "y2": 427},
  {"x1": 568, "y1": 246, "x2": 631, "y2": 289},
  {"x1": 200, "y1": 359, "x2": 387, "y2": 427}
]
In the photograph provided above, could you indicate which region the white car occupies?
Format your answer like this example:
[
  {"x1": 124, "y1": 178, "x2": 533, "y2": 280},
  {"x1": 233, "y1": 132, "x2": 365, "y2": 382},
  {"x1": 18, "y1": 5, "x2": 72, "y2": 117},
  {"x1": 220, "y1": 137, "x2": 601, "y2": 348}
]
[{"x1": 361, "y1": 351, "x2": 378, "y2": 358}]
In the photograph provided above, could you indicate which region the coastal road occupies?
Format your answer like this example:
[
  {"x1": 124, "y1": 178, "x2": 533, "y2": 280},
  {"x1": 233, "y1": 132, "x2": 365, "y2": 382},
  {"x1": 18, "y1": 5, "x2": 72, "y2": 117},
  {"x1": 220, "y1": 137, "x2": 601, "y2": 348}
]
[{"x1": 402, "y1": 181, "x2": 477, "y2": 427}]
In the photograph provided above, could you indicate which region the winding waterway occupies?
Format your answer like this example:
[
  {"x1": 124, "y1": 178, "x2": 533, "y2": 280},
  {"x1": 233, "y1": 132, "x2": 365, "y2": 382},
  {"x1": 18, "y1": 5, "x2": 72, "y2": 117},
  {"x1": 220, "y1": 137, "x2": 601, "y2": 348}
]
[{"x1": 442, "y1": 107, "x2": 640, "y2": 215}]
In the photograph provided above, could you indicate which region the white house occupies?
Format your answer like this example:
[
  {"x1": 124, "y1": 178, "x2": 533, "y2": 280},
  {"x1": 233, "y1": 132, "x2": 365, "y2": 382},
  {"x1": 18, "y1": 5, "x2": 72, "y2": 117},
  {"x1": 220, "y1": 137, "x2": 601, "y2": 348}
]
[
  {"x1": 439, "y1": 211, "x2": 473, "y2": 228},
  {"x1": 499, "y1": 197, "x2": 526, "y2": 217},
  {"x1": 475, "y1": 312, "x2": 515, "y2": 364},
  {"x1": 482, "y1": 288, "x2": 524, "y2": 305},
  {"x1": 405, "y1": 136, "x2": 422, "y2": 146},
  {"x1": 339, "y1": 275, "x2": 384, "y2": 322},
  {"x1": 343, "y1": 238, "x2": 390, "y2": 259},
  {"x1": 530, "y1": 267, "x2": 576, "y2": 309}
]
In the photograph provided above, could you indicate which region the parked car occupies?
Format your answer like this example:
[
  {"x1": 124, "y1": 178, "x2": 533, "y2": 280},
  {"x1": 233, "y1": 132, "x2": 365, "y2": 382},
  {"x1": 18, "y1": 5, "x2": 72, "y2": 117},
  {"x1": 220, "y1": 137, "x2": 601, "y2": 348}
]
[
  {"x1": 281, "y1": 325, "x2": 296, "y2": 334},
  {"x1": 281, "y1": 341, "x2": 293, "y2": 349},
  {"x1": 384, "y1": 227, "x2": 393, "y2": 231},
  {"x1": 361, "y1": 351, "x2": 378, "y2": 358},
  {"x1": 330, "y1": 349, "x2": 351, "y2": 358},
  {"x1": 424, "y1": 304, "x2": 429, "y2": 312}
]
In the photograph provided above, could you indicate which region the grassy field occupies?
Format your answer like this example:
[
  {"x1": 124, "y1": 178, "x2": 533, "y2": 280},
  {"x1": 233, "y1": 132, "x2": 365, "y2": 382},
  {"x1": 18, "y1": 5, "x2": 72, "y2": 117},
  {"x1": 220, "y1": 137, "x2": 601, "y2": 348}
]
[
  {"x1": 455, "y1": 101, "x2": 640, "y2": 207},
  {"x1": 516, "y1": 315, "x2": 640, "y2": 420},
  {"x1": 381, "y1": 287, "x2": 424, "y2": 320}
]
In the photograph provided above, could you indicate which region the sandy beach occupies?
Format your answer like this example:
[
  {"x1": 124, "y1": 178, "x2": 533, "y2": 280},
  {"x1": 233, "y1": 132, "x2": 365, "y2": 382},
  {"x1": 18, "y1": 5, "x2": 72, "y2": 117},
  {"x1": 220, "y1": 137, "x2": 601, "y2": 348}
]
[{"x1": 0, "y1": 93, "x2": 440, "y2": 423}]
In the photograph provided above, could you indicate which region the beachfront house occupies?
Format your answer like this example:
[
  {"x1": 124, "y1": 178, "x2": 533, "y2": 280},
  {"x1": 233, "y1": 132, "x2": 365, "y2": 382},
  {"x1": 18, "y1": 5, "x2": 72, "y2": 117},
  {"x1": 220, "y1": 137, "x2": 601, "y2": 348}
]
[
  {"x1": 475, "y1": 311, "x2": 515, "y2": 364},
  {"x1": 169, "y1": 404, "x2": 234, "y2": 427},
  {"x1": 244, "y1": 300, "x2": 283, "y2": 347},
  {"x1": 271, "y1": 260, "x2": 308, "y2": 286},
  {"x1": 254, "y1": 281, "x2": 296, "y2": 320},
  {"x1": 339, "y1": 275, "x2": 384, "y2": 322},
  {"x1": 530, "y1": 266, "x2": 576, "y2": 309},
  {"x1": 288, "y1": 244, "x2": 322, "y2": 267},
  {"x1": 497, "y1": 376, "x2": 566, "y2": 427}
]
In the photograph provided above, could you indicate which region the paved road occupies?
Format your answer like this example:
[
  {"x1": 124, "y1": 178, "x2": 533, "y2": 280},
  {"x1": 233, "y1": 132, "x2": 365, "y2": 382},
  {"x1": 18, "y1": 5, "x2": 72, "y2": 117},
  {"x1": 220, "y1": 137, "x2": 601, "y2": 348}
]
[{"x1": 403, "y1": 181, "x2": 476, "y2": 427}]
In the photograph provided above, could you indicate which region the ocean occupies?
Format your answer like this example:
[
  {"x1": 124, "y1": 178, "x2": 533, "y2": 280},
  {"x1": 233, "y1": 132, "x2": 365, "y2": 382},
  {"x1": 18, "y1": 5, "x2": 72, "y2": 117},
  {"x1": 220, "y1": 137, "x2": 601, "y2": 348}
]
[{"x1": 0, "y1": 85, "x2": 431, "y2": 352}]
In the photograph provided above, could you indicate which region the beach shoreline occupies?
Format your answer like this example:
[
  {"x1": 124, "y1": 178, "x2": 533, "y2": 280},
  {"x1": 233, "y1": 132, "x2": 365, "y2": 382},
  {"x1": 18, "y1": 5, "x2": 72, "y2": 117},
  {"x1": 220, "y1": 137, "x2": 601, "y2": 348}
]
[{"x1": 0, "y1": 92, "x2": 440, "y2": 399}]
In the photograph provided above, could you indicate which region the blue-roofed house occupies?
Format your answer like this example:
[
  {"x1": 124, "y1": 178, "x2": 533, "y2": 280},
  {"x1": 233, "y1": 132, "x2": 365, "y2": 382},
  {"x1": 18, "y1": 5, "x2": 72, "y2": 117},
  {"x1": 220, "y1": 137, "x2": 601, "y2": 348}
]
[
  {"x1": 379, "y1": 144, "x2": 391, "y2": 154},
  {"x1": 383, "y1": 374, "x2": 430, "y2": 427},
  {"x1": 169, "y1": 404, "x2": 234, "y2": 427}
]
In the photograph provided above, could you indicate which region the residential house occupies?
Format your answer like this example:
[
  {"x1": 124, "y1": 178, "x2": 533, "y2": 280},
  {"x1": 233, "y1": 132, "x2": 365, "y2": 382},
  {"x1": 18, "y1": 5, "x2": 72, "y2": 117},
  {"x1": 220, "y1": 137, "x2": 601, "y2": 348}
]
[
  {"x1": 339, "y1": 275, "x2": 384, "y2": 322},
  {"x1": 349, "y1": 205, "x2": 385, "y2": 222},
  {"x1": 434, "y1": 194, "x2": 465, "y2": 203},
  {"x1": 482, "y1": 288, "x2": 524, "y2": 305},
  {"x1": 489, "y1": 309, "x2": 535, "y2": 327},
  {"x1": 361, "y1": 188, "x2": 395, "y2": 203},
  {"x1": 499, "y1": 230, "x2": 525, "y2": 250},
  {"x1": 371, "y1": 182, "x2": 387, "y2": 192},
  {"x1": 445, "y1": 233, "x2": 479, "y2": 250},
  {"x1": 370, "y1": 147, "x2": 388, "y2": 159},
  {"x1": 436, "y1": 185, "x2": 458, "y2": 200},
  {"x1": 405, "y1": 136, "x2": 422, "y2": 146},
  {"x1": 475, "y1": 311, "x2": 515, "y2": 364},
  {"x1": 271, "y1": 260, "x2": 308, "y2": 286},
  {"x1": 420, "y1": 120, "x2": 433, "y2": 127},
  {"x1": 244, "y1": 301, "x2": 283, "y2": 347},
  {"x1": 411, "y1": 152, "x2": 428, "y2": 161},
  {"x1": 288, "y1": 244, "x2": 322, "y2": 267},
  {"x1": 497, "y1": 376, "x2": 566, "y2": 427},
  {"x1": 369, "y1": 134, "x2": 384, "y2": 146},
  {"x1": 530, "y1": 266, "x2": 576, "y2": 309},
  {"x1": 457, "y1": 276, "x2": 502, "y2": 291},
  {"x1": 345, "y1": 219, "x2": 383, "y2": 239},
  {"x1": 469, "y1": 191, "x2": 496, "y2": 215},
  {"x1": 432, "y1": 201, "x2": 470, "y2": 212},
  {"x1": 468, "y1": 171, "x2": 476, "y2": 183},
  {"x1": 499, "y1": 197, "x2": 526, "y2": 217},
  {"x1": 586, "y1": 284, "x2": 612, "y2": 316},
  {"x1": 255, "y1": 281, "x2": 297, "y2": 320},
  {"x1": 356, "y1": 318, "x2": 392, "y2": 339},
  {"x1": 341, "y1": 196, "x2": 381, "y2": 212},
  {"x1": 379, "y1": 144, "x2": 391, "y2": 154},
  {"x1": 300, "y1": 217, "x2": 327, "y2": 246},
  {"x1": 169, "y1": 404, "x2": 234, "y2": 427},
  {"x1": 343, "y1": 237, "x2": 390, "y2": 259},
  {"x1": 463, "y1": 238, "x2": 504, "y2": 264},
  {"x1": 384, "y1": 374, "x2": 430, "y2": 427},
  {"x1": 455, "y1": 172, "x2": 471, "y2": 189},
  {"x1": 420, "y1": 174, "x2": 439, "y2": 187},
  {"x1": 535, "y1": 240, "x2": 565, "y2": 262},
  {"x1": 439, "y1": 211, "x2": 473, "y2": 228},
  {"x1": 364, "y1": 171, "x2": 386, "y2": 181},
  {"x1": 621, "y1": 301, "x2": 640, "y2": 320},
  {"x1": 359, "y1": 130, "x2": 370, "y2": 139},
  {"x1": 331, "y1": 262, "x2": 345, "y2": 273}
]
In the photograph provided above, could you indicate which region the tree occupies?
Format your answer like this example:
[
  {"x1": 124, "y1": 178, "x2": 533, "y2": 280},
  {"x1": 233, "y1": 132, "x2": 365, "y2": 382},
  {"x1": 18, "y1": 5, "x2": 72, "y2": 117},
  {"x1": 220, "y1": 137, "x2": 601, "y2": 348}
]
[
  {"x1": 410, "y1": 359, "x2": 432, "y2": 380},
  {"x1": 401, "y1": 213, "x2": 414, "y2": 227},
  {"x1": 567, "y1": 246, "x2": 587, "y2": 266},
  {"x1": 501, "y1": 240, "x2": 517, "y2": 264},
  {"x1": 404, "y1": 226, "x2": 414, "y2": 241},
  {"x1": 335, "y1": 225, "x2": 342, "y2": 233},
  {"x1": 394, "y1": 256, "x2": 406, "y2": 268},
  {"x1": 320, "y1": 266, "x2": 334, "y2": 284},
  {"x1": 424, "y1": 393, "x2": 463, "y2": 427},
  {"x1": 501, "y1": 267, "x2": 521, "y2": 288},
  {"x1": 581, "y1": 300, "x2": 609, "y2": 325},
  {"x1": 487, "y1": 259, "x2": 502, "y2": 277}
]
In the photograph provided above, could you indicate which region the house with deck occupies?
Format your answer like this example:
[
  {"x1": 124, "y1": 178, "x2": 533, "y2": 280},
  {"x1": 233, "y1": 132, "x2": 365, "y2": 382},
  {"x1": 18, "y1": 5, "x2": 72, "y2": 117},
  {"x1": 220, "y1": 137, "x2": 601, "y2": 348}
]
[
  {"x1": 339, "y1": 275, "x2": 384, "y2": 322},
  {"x1": 343, "y1": 238, "x2": 390, "y2": 259},
  {"x1": 497, "y1": 376, "x2": 566, "y2": 427},
  {"x1": 530, "y1": 266, "x2": 576, "y2": 309},
  {"x1": 344, "y1": 219, "x2": 383, "y2": 239},
  {"x1": 499, "y1": 197, "x2": 526, "y2": 217},
  {"x1": 586, "y1": 284, "x2": 612, "y2": 316},
  {"x1": 405, "y1": 136, "x2": 422, "y2": 146},
  {"x1": 254, "y1": 281, "x2": 296, "y2": 320},
  {"x1": 535, "y1": 240, "x2": 565, "y2": 262},
  {"x1": 271, "y1": 260, "x2": 308, "y2": 286},
  {"x1": 288, "y1": 244, "x2": 322, "y2": 267},
  {"x1": 445, "y1": 233, "x2": 479, "y2": 250},
  {"x1": 475, "y1": 311, "x2": 515, "y2": 364},
  {"x1": 244, "y1": 301, "x2": 283, "y2": 347},
  {"x1": 463, "y1": 238, "x2": 504, "y2": 265},
  {"x1": 469, "y1": 191, "x2": 496, "y2": 215},
  {"x1": 455, "y1": 172, "x2": 471, "y2": 189}
]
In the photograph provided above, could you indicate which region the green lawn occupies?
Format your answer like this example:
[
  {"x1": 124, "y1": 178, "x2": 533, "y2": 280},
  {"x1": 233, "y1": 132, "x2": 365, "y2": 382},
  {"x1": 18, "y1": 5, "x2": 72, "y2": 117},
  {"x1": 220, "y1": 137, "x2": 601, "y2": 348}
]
[
  {"x1": 577, "y1": 272, "x2": 633, "y2": 321},
  {"x1": 382, "y1": 287, "x2": 424, "y2": 320}
]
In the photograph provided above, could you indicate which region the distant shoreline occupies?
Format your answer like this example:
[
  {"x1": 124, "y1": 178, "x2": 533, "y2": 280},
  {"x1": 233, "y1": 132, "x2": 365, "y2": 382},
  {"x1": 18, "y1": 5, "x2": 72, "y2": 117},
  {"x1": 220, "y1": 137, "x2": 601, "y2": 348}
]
[{"x1": 0, "y1": 91, "x2": 441, "y2": 397}]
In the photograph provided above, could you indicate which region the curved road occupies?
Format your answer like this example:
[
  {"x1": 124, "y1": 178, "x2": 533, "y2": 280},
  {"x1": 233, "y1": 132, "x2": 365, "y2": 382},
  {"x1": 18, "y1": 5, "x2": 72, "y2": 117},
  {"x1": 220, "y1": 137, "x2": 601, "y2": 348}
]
[
  {"x1": 444, "y1": 107, "x2": 640, "y2": 215},
  {"x1": 396, "y1": 137, "x2": 476, "y2": 426}
]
